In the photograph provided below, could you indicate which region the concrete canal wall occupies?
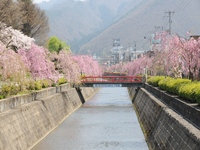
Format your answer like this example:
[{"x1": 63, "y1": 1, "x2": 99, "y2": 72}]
[
  {"x1": 0, "y1": 84, "x2": 97, "y2": 150},
  {"x1": 1, "y1": 82, "x2": 199, "y2": 150},
  {"x1": 129, "y1": 86, "x2": 200, "y2": 150}
]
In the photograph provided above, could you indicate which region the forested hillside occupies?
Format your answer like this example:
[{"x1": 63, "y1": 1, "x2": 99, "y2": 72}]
[
  {"x1": 39, "y1": 0, "x2": 200, "y2": 56},
  {"x1": 80, "y1": 0, "x2": 200, "y2": 56},
  {"x1": 39, "y1": 0, "x2": 143, "y2": 53}
]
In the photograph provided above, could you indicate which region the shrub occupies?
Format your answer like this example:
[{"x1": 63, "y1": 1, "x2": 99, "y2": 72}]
[
  {"x1": 42, "y1": 79, "x2": 52, "y2": 88},
  {"x1": 158, "y1": 77, "x2": 171, "y2": 90},
  {"x1": 165, "y1": 78, "x2": 191, "y2": 95},
  {"x1": 58, "y1": 77, "x2": 67, "y2": 85},
  {"x1": 1, "y1": 83, "x2": 20, "y2": 97},
  {"x1": 147, "y1": 76, "x2": 165, "y2": 87},
  {"x1": 147, "y1": 76, "x2": 200, "y2": 103},
  {"x1": 191, "y1": 83, "x2": 200, "y2": 104},
  {"x1": 25, "y1": 79, "x2": 35, "y2": 91},
  {"x1": 0, "y1": 95, "x2": 5, "y2": 99},
  {"x1": 34, "y1": 80, "x2": 43, "y2": 90},
  {"x1": 25, "y1": 79, "x2": 44, "y2": 90},
  {"x1": 178, "y1": 83, "x2": 198, "y2": 103}
]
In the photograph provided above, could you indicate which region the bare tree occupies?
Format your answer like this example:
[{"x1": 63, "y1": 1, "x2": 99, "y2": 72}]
[
  {"x1": 18, "y1": 0, "x2": 49, "y2": 46},
  {"x1": 30, "y1": 6, "x2": 49, "y2": 46},
  {"x1": 0, "y1": 0, "x2": 23, "y2": 29},
  {"x1": 0, "y1": 0, "x2": 49, "y2": 46}
]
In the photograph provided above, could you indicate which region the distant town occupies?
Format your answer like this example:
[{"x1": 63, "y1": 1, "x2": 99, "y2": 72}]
[
  {"x1": 95, "y1": 34, "x2": 200, "y2": 67},
  {"x1": 95, "y1": 38, "x2": 148, "y2": 66}
]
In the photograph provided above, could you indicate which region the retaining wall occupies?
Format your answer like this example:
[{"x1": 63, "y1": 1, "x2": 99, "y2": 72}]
[
  {"x1": 81, "y1": 87, "x2": 98, "y2": 100},
  {"x1": 144, "y1": 84, "x2": 200, "y2": 128},
  {"x1": 0, "y1": 84, "x2": 96, "y2": 150},
  {"x1": 130, "y1": 87, "x2": 200, "y2": 150},
  {"x1": 0, "y1": 84, "x2": 71, "y2": 113}
]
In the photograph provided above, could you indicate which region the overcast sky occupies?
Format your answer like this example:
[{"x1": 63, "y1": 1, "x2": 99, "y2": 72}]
[
  {"x1": 34, "y1": 0, "x2": 50, "y2": 3},
  {"x1": 33, "y1": 0, "x2": 87, "y2": 3}
]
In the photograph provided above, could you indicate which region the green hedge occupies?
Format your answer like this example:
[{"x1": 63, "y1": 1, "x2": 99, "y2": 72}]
[
  {"x1": 147, "y1": 76, "x2": 200, "y2": 104},
  {"x1": 0, "y1": 78, "x2": 67, "y2": 100},
  {"x1": 1, "y1": 84, "x2": 20, "y2": 97},
  {"x1": 161, "y1": 78, "x2": 191, "y2": 95},
  {"x1": 157, "y1": 77, "x2": 171, "y2": 91},
  {"x1": 58, "y1": 77, "x2": 67, "y2": 85},
  {"x1": 147, "y1": 76, "x2": 165, "y2": 87},
  {"x1": 178, "y1": 82, "x2": 200, "y2": 103}
]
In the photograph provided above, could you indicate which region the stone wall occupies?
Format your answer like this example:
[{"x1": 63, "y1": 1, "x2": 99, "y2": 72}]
[
  {"x1": 131, "y1": 87, "x2": 200, "y2": 150},
  {"x1": 144, "y1": 84, "x2": 200, "y2": 128},
  {"x1": 81, "y1": 87, "x2": 98, "y2": 100},
  {"x1": 0, "y1": 84, "x2": 96, "y2": 150}
]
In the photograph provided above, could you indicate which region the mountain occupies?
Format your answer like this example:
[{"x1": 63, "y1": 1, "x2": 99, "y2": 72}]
[
  {"x1": 39, "y1": 0, "x2": 200, "y2": 56},
  {"x1": 79, "y1": 0, "x2": 200, "y2": 56},
  {"x1": 38, "y1": 0, "x2": 143, "y2": 53}
]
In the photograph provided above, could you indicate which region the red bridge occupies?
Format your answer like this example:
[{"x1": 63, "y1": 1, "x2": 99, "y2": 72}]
[{"x1": 81, "y1": 76, "x2": 143, "y2": 87}]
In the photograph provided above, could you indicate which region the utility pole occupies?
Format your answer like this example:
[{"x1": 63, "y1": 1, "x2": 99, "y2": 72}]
[
  {"x1": 128, "y1": 43, "x2": 131, "y2": 61},
  {"x1": 134, "y1": 43, "x2": 137, "y2": 60},
  {"x1": 165, "y1": 11, "x2": 174, "y2": 35}
]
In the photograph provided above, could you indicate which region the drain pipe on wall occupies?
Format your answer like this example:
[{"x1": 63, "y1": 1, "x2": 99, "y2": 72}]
[
  {"x1": 132, "y1": 87, "x2": 140, "y2": 103},
  {"x1": 75, "y1": 87, "x2": 85, "y2": 104}
]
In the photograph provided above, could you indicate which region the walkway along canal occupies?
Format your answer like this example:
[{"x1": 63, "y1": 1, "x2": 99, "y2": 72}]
[{"x1": 31, "y1": 87, "x2": 148, "y2": 150}]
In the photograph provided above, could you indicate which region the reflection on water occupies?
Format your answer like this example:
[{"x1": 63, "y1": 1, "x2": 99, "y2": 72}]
[
  {"x1": 32, "y1": 88, "x2": 148, "y2": 150},
  {"x1": 85, "y1": 87, "x2": 132, "y2": 106}
]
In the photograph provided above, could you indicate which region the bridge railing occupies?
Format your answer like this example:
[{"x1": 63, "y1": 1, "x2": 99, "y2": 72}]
[{"x1": 81, "y1": 76, "x2": 143, "y2": 83}]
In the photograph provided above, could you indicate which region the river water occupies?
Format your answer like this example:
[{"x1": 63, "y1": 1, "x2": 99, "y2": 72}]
[{"x1": 32, "y1": 87, "x2": 148, "y2": 150}]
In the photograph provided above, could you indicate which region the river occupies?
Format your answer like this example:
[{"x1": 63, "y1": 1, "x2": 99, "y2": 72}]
[{"x1": 31, "y1": 87, "x2": 148, "y2": 150}]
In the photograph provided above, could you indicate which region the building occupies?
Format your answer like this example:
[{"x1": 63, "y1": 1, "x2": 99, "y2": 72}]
[
  {"x1": 110, "y1": 39, "x2": 124, "y2": 65},
  {"x1": 109, "y1": 39, "x2": 144, "y2": 65}
]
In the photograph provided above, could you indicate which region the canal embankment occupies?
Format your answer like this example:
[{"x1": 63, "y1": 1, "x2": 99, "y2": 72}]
[
  {"x1": 0, "y1": 84, "x2": 97, "y2": 150},
  {"x1": 1, "y1": 83, "x2": 200, "y2": 150},
  {"x1": 129, "y1": 85, "x2": 200, "y2": 150},
  {"x1": 31, "y1": 87, "x2": 148, "y2": 150}
]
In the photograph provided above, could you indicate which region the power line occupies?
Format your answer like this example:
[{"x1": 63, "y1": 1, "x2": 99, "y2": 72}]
[
  {"x1": 175, "y1": 0, "x2": 192, "y2": 12},
  {"x1": 162, "y1": 12, "x2": 169, "y2": 30},
  {"x1": 174, "y1": 0, "x2": 188, "y2": 12}
]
